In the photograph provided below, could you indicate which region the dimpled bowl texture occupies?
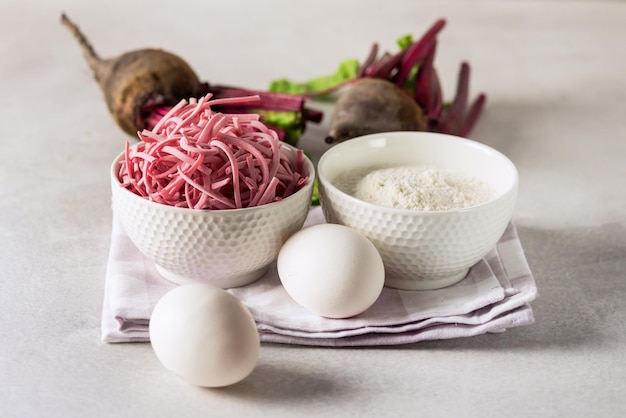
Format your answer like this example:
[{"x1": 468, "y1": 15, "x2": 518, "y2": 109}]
[
  {"x1": 317, "y1": 131, "x2": 518, "y2": 291},
  {"x1": 111, "y1": 143, "x2": 314, "y2": 289}
]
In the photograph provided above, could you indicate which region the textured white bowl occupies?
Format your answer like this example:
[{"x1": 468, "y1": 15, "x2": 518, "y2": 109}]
[
  {"x1": 318, "y1": 131, "x2": 518, "y2": 290},
  {"x1": 111, "y1": 143, "x2": 314, "y2": 289}
]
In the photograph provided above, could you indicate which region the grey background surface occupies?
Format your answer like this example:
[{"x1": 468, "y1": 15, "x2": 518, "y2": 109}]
[{"x1": 2, "y1": 0, "x2": 625, "y2": 416}]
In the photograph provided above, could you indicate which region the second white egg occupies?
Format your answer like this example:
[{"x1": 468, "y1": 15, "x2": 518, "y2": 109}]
[
  {"x1": 277, "y1": 223, "x2": 385, "y2": 319},
  {"x1": 149, "y1": 283, "x2": 260, "y2": 388}
]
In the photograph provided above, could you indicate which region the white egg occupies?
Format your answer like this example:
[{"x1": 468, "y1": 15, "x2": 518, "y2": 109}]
[
  {"x1": 149, "y1": 283, "x2": 260, "y2": 387},
  {"x1": 277, "y1": 223, "x2": 385, "y2": 318}
]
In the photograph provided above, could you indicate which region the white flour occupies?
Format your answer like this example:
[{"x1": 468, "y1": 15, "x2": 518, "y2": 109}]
[{"x1": 334, "y1": 165, "x2": 495, "y2": 211}]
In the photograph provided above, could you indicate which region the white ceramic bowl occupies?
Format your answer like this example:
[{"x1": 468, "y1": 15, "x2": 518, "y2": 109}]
[
  {"x1": 317, "y1": 131, "x2": 518, "y2": 290},
  {"x1": 111, "y1": 143, "x2": 314, "y2": 289}
]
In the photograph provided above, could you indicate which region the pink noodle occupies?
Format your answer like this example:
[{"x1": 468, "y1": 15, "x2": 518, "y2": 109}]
[
  {"x1": 256, "y1": 177, "x2": 281, "y2": 206},
  {"x1": 118, "y1": 93, "x2": 309, "y2": 209},
  {"x1": 210, "y1": 140, "x2": 242, "y2": 208}
]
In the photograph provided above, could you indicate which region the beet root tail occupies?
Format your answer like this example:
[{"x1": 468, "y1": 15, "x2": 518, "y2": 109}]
[{"x1": 60, "y1": 13, "x2": 109, "y2": 83}]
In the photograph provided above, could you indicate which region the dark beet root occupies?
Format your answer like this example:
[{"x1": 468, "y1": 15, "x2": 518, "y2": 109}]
[
  {"x1": 326, "y1": 78, "x2": 426, "y2": 144},
  {"x1": 61, "y1": 13, "x2": 203, "y2": 136},
  {"x1": 324, "y1": 19, "x2": 486, "y2": 143}
]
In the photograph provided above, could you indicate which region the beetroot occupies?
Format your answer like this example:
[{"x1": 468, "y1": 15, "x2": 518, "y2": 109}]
[
  {"x1": 61, "y1": 13, "x2": 321, "y2": 144},
  {"x1": 61, "y1": 13, "x2": 203, "y2": 136},
  {"x1": 330, "y1": 19, "x2": 486, "y2": 143},
  {"x1": 328, "y1": 78, "x2": 427, "y2": 143},
  {"x1": 269, "y1": 19, "x2": 486, "y2": 144}
]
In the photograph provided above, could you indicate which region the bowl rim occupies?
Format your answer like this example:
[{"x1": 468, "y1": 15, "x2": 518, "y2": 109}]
[
  {"x1": 111, "y1": 141, "x2": 315, "y2": 215},
  {"x1": 317, "y1": 131, "x2": 518, "y2": 216}
]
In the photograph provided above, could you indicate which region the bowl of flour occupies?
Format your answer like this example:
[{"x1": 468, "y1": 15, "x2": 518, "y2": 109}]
[{"x1": 317, "y1": 131, "x2": 518, "y2": 290}]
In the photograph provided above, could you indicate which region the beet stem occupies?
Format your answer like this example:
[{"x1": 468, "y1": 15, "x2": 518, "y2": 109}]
[
  {"x1": 395, "y1": 19, "x2": 446, "y2": 87},
  {"x1": 372, "y1": 51, "x2": 405, "y2": 79},
  {"x1": 358, "y1": 43, "x2": 379, "y2": 78},
  {"x1": 440, "y1": 62, "x2": 470, "y2": 134},
  {"x1": 209, "y1": 85, "x2": 303, "y2": 110},
  {"x1": 456, "y1": 94, "x2": 487, "y2": 137},
  {"x1": 414, "y1": 39, "x2": 442, "y2": 118}
]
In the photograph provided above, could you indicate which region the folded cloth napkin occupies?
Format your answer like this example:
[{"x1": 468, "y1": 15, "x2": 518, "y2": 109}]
[{"x1": 101, "y1": 206, "x2": 537, "y2": 346}]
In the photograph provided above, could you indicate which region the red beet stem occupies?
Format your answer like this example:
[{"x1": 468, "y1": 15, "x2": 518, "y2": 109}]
[
  {"x1": 456, "y1": 94, "x2": 487, "y2": 137},
  {"x1": 440, "y1": 62, "x2": 470, "y2": 134},
  {"x1": 372, "y1": 51, "x2": 406, "y2": 79},
  {"x1": 205, "y1": 84, "x2": 323, "y2": 122},
  {"x1": 358, "y1": 43, "x2": 379, "y2": 77},
  {"x1": 207, "y1": 85, "x2": 306, "y2": 111},
  {"x1": 143, "y1": 84, "x2": 324, "y2": 132},
  {"x1": 414, "y1": 40, "x2": 442, "y2": 119},
  {"x1": 395, "y1": 18, "x2": 446, "y2": 87}
]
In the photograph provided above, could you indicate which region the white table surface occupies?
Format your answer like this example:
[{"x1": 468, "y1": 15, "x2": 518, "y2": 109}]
[{"x1": 2, "y1": 0, "x2": 626, "y2": 416}]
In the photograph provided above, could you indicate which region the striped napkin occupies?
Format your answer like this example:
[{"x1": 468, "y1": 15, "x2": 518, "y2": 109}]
[{"x1": 101, "y1": 206, "x2": 537, "y2": 346}]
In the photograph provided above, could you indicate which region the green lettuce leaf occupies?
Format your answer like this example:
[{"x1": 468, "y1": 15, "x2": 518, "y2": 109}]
[
  {"x1": 310, "y1": 178, "x2": 320, "y2": 206},
  {"x1": 268, "y1": 58, "x2": 360, "y2": 96},
  {"x1": 396, "y1": 34, "x2": 414, "y2": 49},
  {"x1": 259, "y1": 110, "x2": 304, "y2": 147}
]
